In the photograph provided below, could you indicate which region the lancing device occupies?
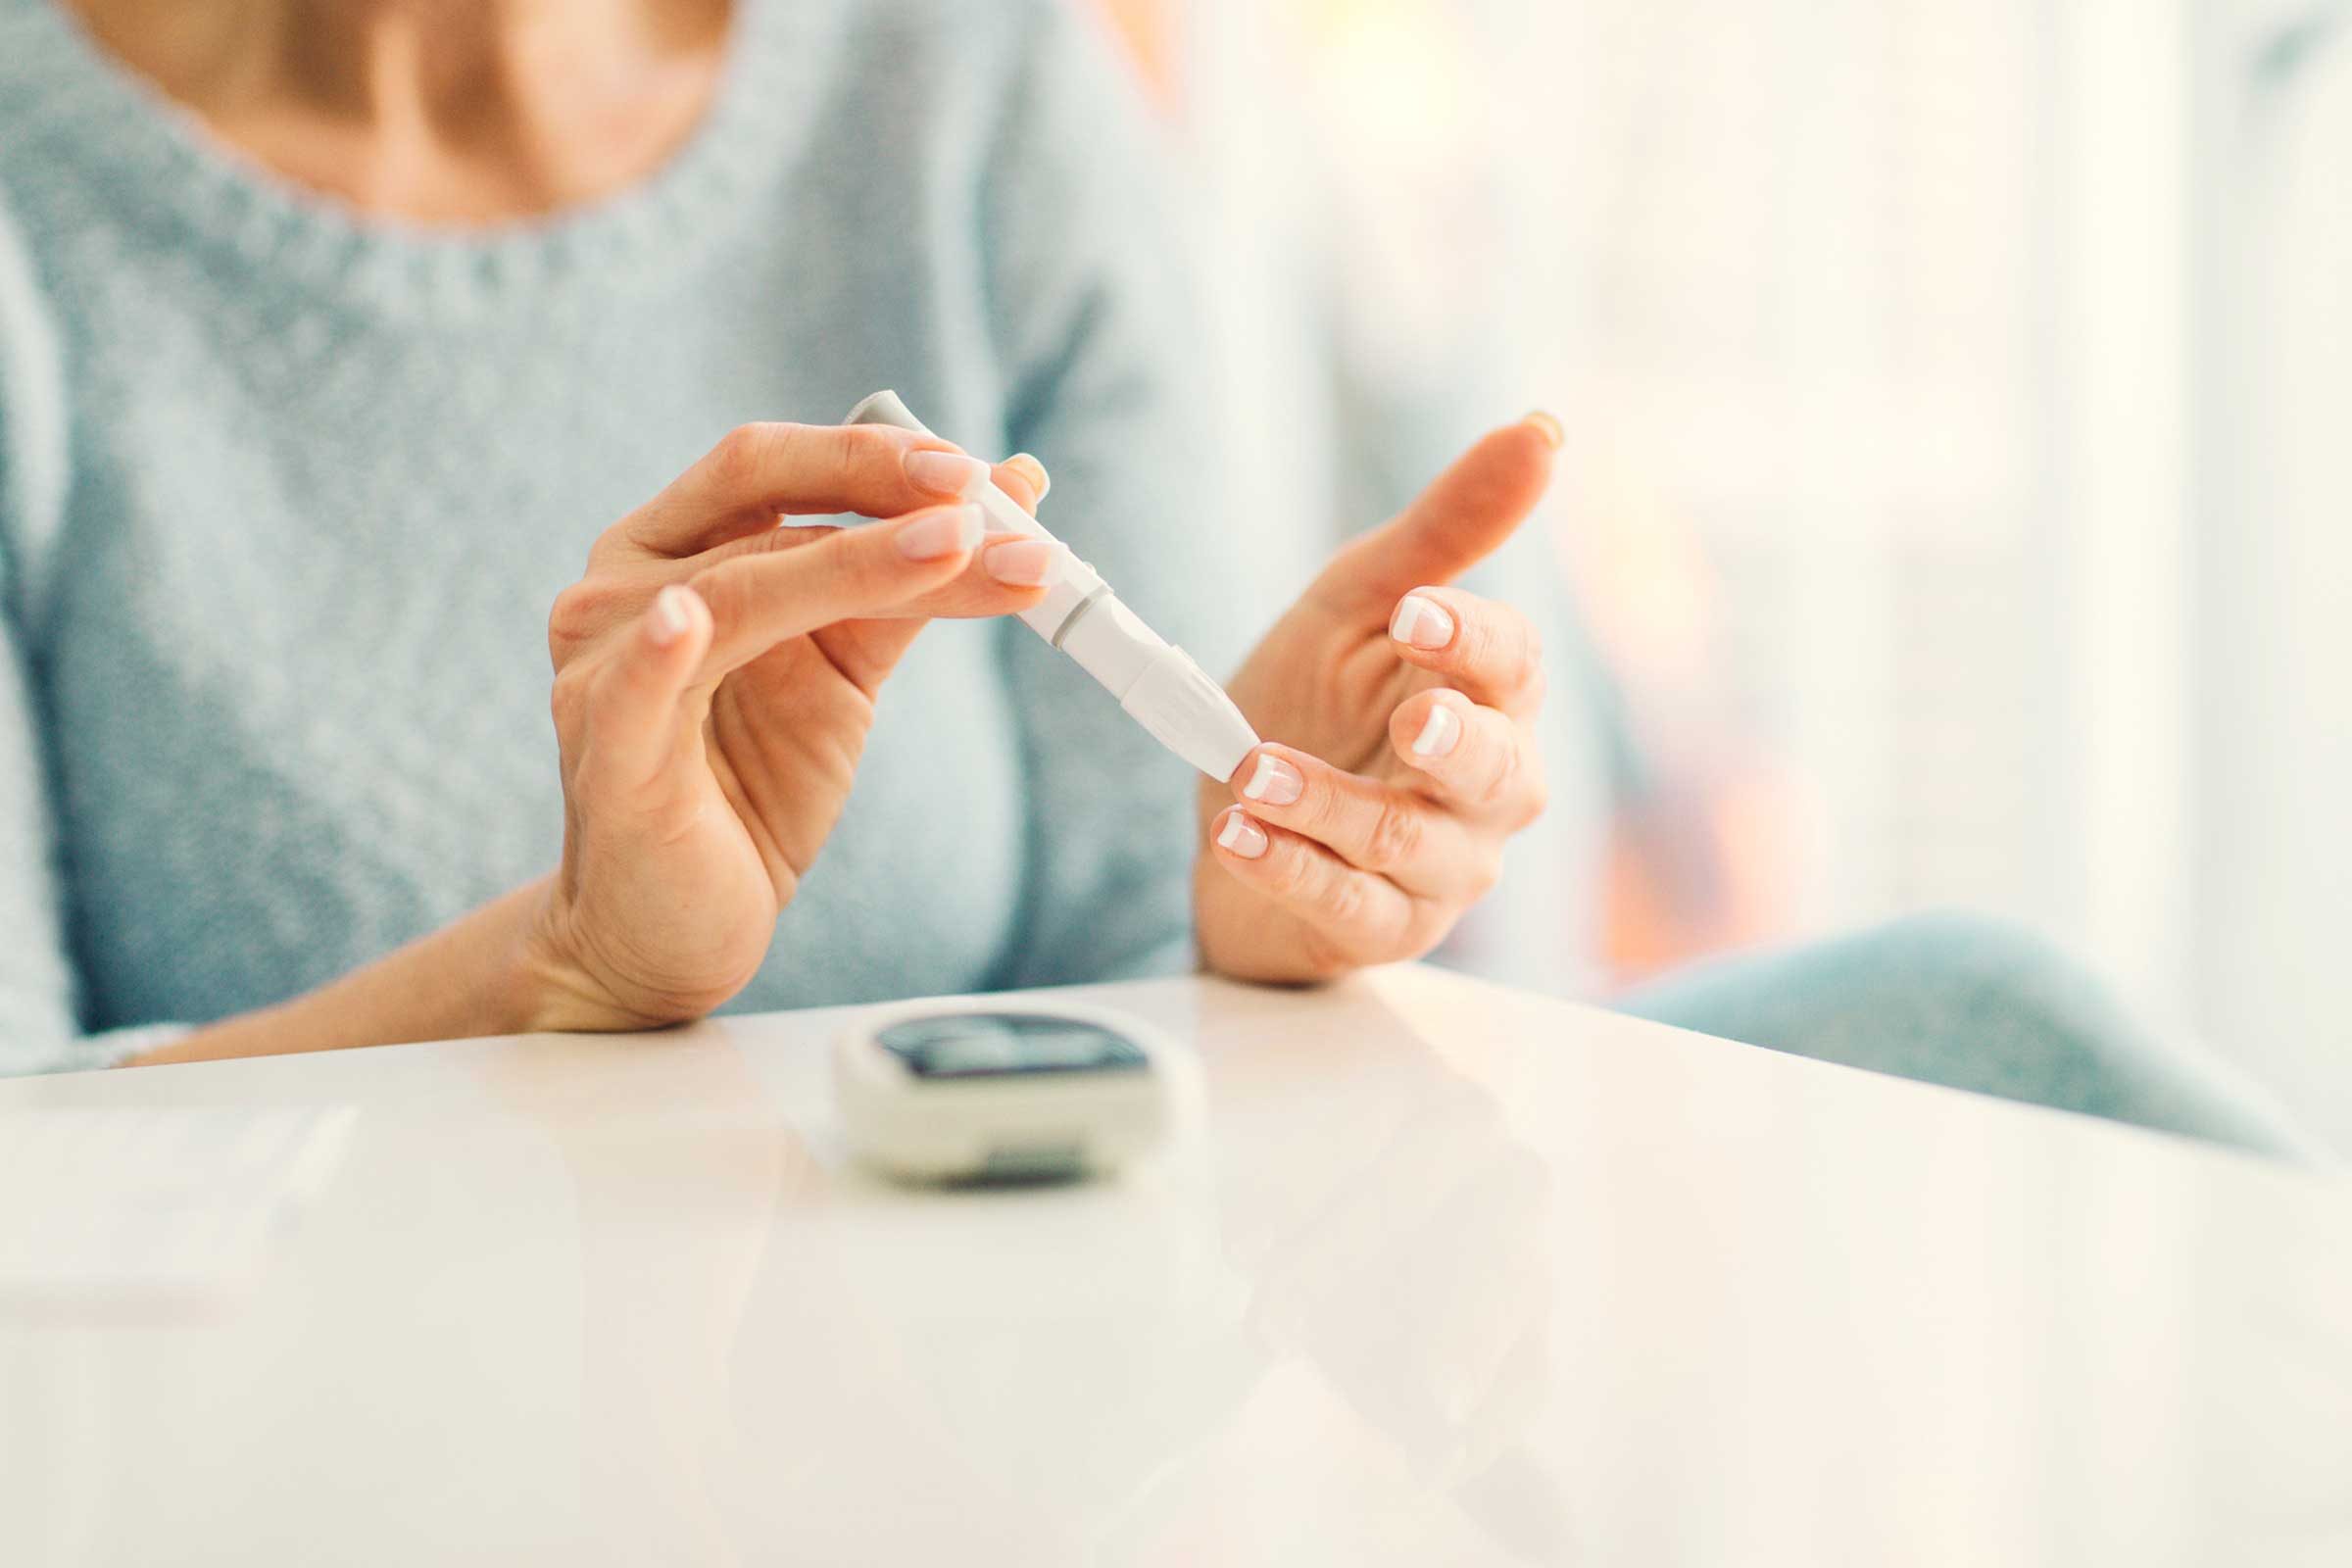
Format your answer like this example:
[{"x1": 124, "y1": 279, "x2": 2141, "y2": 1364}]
[{"x1": 848, "y1": 390, "x2": 1260, "y2": 783}]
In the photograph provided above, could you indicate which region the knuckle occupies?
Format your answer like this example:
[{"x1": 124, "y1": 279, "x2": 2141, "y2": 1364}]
[
  {"x1": 1320, "y1": 869, "x2": 1369, "y2": 930},
  {"x1": 1460, "y1": 605, "x2": 1540, "y2": 693},
  {"x1": 684, "y1": 564, "x2": 744, "y2": 632},
  {"x1": 1517, "y1": 752, "x2": 1550, "y2": 826},
  {"x1": 545, "y1": 585, "x2": 588, "y2": 649},
  {"x1": 1266, "y1": 842, "x2": 1318, "y2": 904},
  {"x1": 583, "y1": 529, "x2": 628, "y2": 574},
  {"x1": 1458, "y1": 611, "x2": 1494, "y2": 667},
  {"x1": 850, "y1": 514, "x2": 933, "y2": 593},
  {"x1": 709, "y1": 422, "x2": 773, "y2": 488},
  {"x1": 548, "y1": 662, "x2": 594, "y2": 731},
  {"x1": 804, "y1": 523, "x2": 890, "y2": 607},
  {"x1": 823, "y1": 421, "x2": 868, "y2": 485},
  {"x1": 1502, "y1": 615, "x2": 1544, "y2": 695},
  {"x1": 547, "y1": 579, "x2": 615, "y2": 662},
  {"x1": 1469, "y1": 849, "x2": 1505, "y2": 901},
  {"x1": 1494, "y1": 632, "x2": 1540, "y2": 695},
  {"x1": 582, "y1": 662, "x2": 630, "y2": 727},
  {"x1": 1515, "y1": 650, "x2": 1544, "y2": 700},
  {"x1": 1298, "y1": 770, "x2": 1350, "y2": 836},
  {"x1": 547, "y1": 581, "x2": 594, "y2": 638},
  {"x1": 1477, "y1": 733, "x2": 1522, "y2": 808},
  {"x1": 1362, "y1": 799, "x2": 1424, "y2": 871}
]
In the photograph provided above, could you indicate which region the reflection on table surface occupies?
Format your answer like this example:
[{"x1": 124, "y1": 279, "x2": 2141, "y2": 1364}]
[{"x1": 2, "y1": 966, "x2": 2347, "y2": 1566}]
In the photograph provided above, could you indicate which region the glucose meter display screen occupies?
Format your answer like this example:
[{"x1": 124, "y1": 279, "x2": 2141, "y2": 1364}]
[{"x1": 876, "y1": 1013, "x2": 1148, "y2": 1079}]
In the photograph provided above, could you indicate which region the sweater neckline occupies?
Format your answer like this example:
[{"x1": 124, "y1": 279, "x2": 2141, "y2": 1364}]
[{"x1": 6, "y1": 0, "x2": 803, "y2": 316}]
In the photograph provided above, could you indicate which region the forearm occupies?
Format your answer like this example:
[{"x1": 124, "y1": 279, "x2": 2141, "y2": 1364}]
[{"x1": 123, "y1": 879, "x2": 569, "y2": 1067}]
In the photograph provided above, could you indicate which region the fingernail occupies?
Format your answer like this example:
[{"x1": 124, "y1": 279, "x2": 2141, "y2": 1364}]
[
  {"x1": 1004, "y1": 454, "x2": 1052, "y2": 501},
  {"x1": 984, "y1": 538, "x2": 1061, "y2": 587},
  {"x1": 895, "y1": 504, "x2": 982, "y2": 561},
  {"x1": 1240, "y1": 752, "x2": 1302, "y2": 806},
  {"x1": 1524, "y1": 410, "x2": 1564, "y2": 450},
  {"x1": 904, "y1": 448, "x2": 990, "y2": 498},
  {"x1": 648, "y1": 584, "x2": 695, "y2": 647},
  {"x1": 1390, "y1": 593, "x2": 1454, "y2": 651},
  {"x1": 1215, "y1": 809, "x2": 1268, "y2": 859},
  {"x1": 1410, "y1": 702, "x2": 1460, "y2": 759}
]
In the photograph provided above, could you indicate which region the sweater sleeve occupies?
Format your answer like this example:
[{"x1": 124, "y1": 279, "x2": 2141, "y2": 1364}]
[
  {"x1": 976, "y1": 1, "x2": 1273, "y2": 988},
  {"x1": 0, "y1": 192, "x2": 181, "y2": 1073}
]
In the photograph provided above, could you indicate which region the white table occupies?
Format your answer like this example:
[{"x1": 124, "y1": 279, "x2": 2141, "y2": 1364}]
[{"x1": 3, "y1": 966, "x2": 2348, "y2": 1566}]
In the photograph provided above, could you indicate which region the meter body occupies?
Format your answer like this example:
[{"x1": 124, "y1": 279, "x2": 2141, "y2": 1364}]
[{"x1": 832, "y1": 1002, "x2": 1176, "y2": 1182}]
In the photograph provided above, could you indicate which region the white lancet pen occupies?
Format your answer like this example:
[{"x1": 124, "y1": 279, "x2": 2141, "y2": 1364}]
[{"x1": 847, "y1": 391, "x2": 1261, "y2": 783}]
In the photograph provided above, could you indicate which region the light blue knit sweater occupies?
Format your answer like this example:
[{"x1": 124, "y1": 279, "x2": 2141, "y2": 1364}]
[{"x1": 0, "y1": 0, "x2": 1248, "y2": 1071}]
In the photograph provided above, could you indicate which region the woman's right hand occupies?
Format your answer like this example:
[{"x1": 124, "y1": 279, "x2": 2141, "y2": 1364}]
[{"x1": 519, "y1": 421, "x2": 1054, "y2": 1031}]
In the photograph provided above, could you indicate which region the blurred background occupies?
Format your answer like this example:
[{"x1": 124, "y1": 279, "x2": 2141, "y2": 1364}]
[{"x1": 1089, "y1": 0, "x2": 2351, "y2": 1152}]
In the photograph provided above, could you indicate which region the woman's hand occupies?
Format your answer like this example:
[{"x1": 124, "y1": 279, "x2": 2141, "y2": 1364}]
[
  {"x1": 521, "y1": 422, "x2": 1054, "y2": 1029},
  {"x1": 1196, "y1": 416, "x2": 1560, "y2": 983}
]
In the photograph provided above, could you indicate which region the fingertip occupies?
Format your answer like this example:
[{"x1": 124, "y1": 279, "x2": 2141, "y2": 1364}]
[
  {"x1": 1464, "y1": 416, "x2": 1562, "y2": 501},
  {"x1": 1391, "y1": 688, "x2": 1466, "y2": 764},
  {"x1": 1389, "y1": 590, "x2": 1457, "y2": 653},
  {"x1": 645, "y1": 582, "x2": 707, "y2": 652},
  {"x1": 980, "y1": 534, "x2": 1061, "y2": 588},
  {"x1": 1006, "y1": 454, "x2": 1050, "y2": 497},
  {"x1": 1484, "y1": 414, "x2": 1558, "y2": 466},
  {"x1": 995, "y1": 454, "x2": 1050, "y2": 511},
  {"x1": 1406, "y1": 701, "x2": 1463, "y2": 763},
  {"x1": 889, "y1": 538, "x2": 1055, "y2": 621},
  {"x1": 1229, "y1": 746, "x2": 1270, "y2": 804},
  {"x1": 903, "y1": 446, "x2": 992, "y2": 501},
  {"x1": 1233, "y1": 746, "x2": 1306, "y2": 808},
  {"x1": 1309, "y1": 424, "x2": 1554, "y2": 615},
  {"x1": 892, "y1": 503, "x2": 985, "y2": 564},
  {"x1": 1211, "y1": 806, "x2": 1270, "y2": 860}
]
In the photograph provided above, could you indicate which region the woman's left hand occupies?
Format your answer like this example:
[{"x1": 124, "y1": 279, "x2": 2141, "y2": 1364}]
[{"x1": 1196, "y1": 416, "x2": 1560, "y2": 983}]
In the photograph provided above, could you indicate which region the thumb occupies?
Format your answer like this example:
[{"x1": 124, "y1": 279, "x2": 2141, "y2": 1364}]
[
  {"x1": 578, "y1": 583, "x2": 714, "y2": 799},
  {"x1": 1310, "y1": 414, "x2": 1562, "y2": 618}
]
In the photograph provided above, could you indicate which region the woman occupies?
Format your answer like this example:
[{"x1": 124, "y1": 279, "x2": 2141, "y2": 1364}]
[
  {"x1": 0, "y1": 0, "x2": 1550, "y2": 1065},
  {"x1": 0, "y1": 0, "x2": 2316, "y2": 1158}
]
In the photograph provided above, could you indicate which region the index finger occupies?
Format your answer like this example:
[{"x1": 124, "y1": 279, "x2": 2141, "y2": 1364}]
[
  {"x1": 622, "y1": 422, "x2": 997, "y2": 558},
  {"x1": 1308, "y1": 415, "x2": 1560, "y2": 618}
]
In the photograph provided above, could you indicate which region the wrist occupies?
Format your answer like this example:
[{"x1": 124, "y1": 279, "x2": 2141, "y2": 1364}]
[
  {"x1": 481, "y1": 878, "x2": 606, "y2": 1036},
  {"x1": 115, "y1": 879, "x2": 641, "y2": 1068},
  {"x1": 505, "y1": 875, "x2": 707, "y2": 1034}
]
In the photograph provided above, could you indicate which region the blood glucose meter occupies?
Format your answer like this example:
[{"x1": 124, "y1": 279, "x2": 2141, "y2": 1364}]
[{"x1": 832, "y1": 1002, "x2": 1177, "y2": 1183}]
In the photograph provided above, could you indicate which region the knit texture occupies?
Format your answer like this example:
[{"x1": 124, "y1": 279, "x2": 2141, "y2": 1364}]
[{"x1": 0, "y1": 0, "x2": 1247, "y2": 1071}]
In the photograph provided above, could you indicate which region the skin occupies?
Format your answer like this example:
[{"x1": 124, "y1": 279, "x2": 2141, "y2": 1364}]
[
  {"x1": 1202, "y1": 419, "x2": 1556, "y2": 982},
  {"x1": 65, "y1": 0, "x2": 734, "y2": 221},
  {"x1": 81, "y1": 0, "x2": 1556, "y2": 1063}
]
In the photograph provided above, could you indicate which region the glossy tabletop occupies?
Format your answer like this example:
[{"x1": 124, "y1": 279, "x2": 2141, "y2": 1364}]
[{"x1": 3, "y1": 966, "x2": 2348, "y2": 1565}]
